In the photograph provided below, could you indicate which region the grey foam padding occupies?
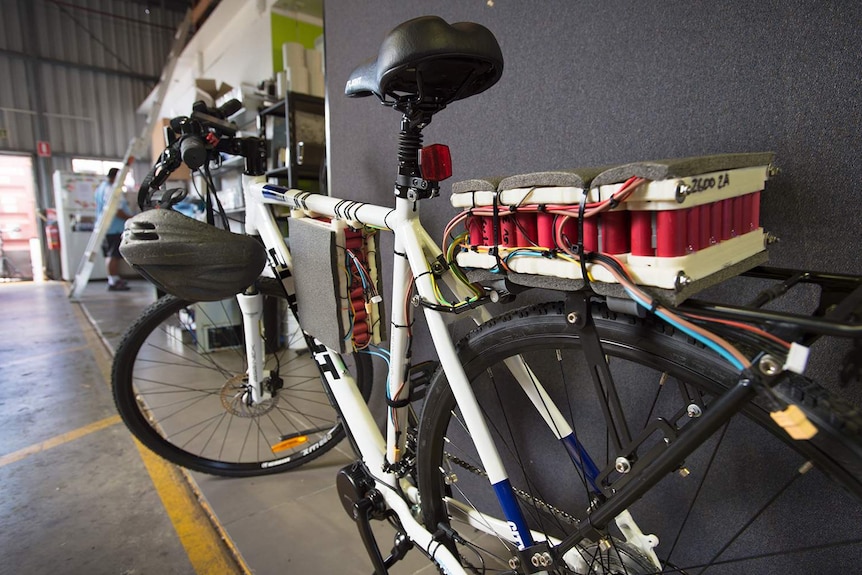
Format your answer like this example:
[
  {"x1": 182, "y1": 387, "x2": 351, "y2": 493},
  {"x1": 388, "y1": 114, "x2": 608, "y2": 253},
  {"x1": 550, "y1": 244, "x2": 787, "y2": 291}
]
[
  {"x1": 498, "y1": 166, "x2": 614, "y2": 191},
  {"x1": 590, "y1": 152, "x2": 775, "y2": 187},
  {"x1": 466, "y1": 251, "x2": 768, "y2": 306},
  {"x1": 288, "y1": 217, "x2": 346, "y2": 353},
  {"x1": 452, "y1": 177, "x2": 502, "y2": 194}
]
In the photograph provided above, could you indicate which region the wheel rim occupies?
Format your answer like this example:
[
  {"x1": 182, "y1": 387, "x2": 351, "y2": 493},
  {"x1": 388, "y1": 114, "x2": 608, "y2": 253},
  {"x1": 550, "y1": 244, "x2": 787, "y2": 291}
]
[
  {"x1": 117, "y1": 293, "x2": 359, "y2": 473},
  {"x1": 420, "y1": 316, "x2": 862, "y2": 574}
]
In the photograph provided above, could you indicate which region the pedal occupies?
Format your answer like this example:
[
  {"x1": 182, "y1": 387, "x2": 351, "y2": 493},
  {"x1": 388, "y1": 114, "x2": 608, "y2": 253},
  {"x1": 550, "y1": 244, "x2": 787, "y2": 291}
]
[{"x1": 407, "y1": 360, "x2": 438, "y2": 401}]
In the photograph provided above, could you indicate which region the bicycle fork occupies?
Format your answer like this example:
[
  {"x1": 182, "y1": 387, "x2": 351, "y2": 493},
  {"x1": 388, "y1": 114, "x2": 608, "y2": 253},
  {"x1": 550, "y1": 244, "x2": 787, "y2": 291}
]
[{"x1": 235, "y1": 290, "x2": 269, "y2": 405}]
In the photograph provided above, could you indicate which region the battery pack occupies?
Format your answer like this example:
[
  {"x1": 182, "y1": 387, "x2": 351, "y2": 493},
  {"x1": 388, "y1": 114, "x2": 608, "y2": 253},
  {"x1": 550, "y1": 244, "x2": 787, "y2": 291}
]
[
  {"x1": 451, "y1": 153, "x2": 774, "y2": 292},
  {"x1": 289, "y1": 216, "x2": 384, "y2": 353}
]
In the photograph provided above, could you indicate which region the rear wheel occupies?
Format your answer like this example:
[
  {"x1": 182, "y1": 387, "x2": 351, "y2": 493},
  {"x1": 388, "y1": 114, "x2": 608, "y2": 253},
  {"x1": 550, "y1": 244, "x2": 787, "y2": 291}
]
[
  {"x1": 112, "y1": 278, "x2": 372, "y2": 476},
  {"x1": 417, "y1": 302, "x2": 862, "y2": 574}
]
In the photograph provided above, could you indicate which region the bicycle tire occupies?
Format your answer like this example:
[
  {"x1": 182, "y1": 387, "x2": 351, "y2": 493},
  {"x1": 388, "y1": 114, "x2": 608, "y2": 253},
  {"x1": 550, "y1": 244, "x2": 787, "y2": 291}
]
[
  {"x1": 112, "y1": 278, "x2": 373, "y2": 477},
  {"x1": 417, "y1": 301, "x2": 862, "y2": 574}
]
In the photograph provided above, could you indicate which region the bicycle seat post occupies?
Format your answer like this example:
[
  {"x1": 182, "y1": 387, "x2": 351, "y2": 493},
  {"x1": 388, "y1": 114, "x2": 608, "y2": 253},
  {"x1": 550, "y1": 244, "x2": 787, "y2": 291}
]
[{"x1": 394, "y1": 110, "x2": 438, "y2": 204}]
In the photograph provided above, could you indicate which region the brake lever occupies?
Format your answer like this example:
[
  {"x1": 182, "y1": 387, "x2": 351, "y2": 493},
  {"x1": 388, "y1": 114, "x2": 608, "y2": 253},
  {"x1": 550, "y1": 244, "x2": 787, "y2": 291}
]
[{"x1": 137, "y1": 143, "x2": 183, "y2": 210}]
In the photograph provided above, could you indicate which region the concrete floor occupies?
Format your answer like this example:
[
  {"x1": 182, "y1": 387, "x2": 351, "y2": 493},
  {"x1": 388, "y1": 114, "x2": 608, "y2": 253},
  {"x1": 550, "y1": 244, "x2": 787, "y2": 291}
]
[
  {"x1": 0, "y1": 281, "x2": 200, "y2": 575},
  {"x1": 1, "y1": 279, "x2": 435, "y2": 575}
]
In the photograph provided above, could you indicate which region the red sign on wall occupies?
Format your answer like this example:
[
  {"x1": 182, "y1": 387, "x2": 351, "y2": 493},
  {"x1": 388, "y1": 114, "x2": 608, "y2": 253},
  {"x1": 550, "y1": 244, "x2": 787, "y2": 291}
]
[{"x1": 36, "y1": 141, "x2": 51, "y2": 157}]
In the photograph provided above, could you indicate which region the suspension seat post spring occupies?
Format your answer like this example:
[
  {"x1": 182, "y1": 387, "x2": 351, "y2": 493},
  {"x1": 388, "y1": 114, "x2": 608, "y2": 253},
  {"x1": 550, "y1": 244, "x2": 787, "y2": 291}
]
[{"x1": 398, "y1": 116, "x2": 423, "y2": 178}]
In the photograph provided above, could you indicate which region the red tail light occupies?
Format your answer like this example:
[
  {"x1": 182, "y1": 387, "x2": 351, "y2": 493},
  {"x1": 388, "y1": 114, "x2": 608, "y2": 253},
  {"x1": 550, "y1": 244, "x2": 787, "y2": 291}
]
[{"x1": 419, "y1": 144, "x2": 452, "y2": 182}]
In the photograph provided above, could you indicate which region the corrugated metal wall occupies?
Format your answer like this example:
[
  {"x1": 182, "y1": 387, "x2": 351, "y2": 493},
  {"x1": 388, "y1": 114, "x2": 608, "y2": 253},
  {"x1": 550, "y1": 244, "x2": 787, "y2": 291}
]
[{"x1": 0, "y1": 0, "x2": 185, "y2": 158}]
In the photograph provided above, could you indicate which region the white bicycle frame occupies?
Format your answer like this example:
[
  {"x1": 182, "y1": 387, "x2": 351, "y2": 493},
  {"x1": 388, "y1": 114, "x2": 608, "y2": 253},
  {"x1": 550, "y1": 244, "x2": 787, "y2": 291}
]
[{"x1": 233, "y1": 173, "x2": 657, "y2": 573}]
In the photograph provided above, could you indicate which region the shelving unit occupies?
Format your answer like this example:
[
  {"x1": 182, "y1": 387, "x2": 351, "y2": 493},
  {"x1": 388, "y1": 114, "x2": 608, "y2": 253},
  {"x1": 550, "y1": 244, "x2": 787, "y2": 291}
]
[{"x1": 259, "y1": 92, "x2": 326, "y2": 190}]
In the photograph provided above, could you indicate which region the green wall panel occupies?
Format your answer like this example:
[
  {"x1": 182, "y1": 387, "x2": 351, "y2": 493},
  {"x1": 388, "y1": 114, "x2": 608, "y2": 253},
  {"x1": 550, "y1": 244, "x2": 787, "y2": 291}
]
[{"x1": 271, "y1": 13, "x2": 323, "y2": 73}]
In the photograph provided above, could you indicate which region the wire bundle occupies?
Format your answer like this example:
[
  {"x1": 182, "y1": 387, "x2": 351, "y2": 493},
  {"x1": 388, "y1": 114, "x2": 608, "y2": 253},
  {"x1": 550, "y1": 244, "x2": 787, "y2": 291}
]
[{"x1": 442, "y1": 177, "x2": 790, "y2": 372}]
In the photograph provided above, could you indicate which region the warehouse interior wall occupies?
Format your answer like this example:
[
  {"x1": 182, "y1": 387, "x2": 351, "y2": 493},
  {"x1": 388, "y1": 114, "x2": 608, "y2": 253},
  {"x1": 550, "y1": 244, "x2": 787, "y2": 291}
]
[
  {"x1": 0, "y1": 0, "x2": 185, "y2": 277},
  {"x1": 323, "y1": 1, "x2": 862, "y2": 407}
]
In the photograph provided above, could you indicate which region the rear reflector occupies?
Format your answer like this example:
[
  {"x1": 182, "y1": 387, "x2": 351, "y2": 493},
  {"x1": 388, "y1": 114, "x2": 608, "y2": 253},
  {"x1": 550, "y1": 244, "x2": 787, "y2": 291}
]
[{"x1": 420, "y1": 144, "x2": 452, "y2": 181}]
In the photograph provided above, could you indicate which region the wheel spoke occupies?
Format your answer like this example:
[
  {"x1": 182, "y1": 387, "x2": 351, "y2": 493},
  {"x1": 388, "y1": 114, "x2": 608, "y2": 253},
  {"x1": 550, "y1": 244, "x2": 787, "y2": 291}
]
[
  {"x1": 112, "y1": 283, "x2": 371, "y2": 475},
  {"x1": 417, "y1": 302, "x2": 862, "y2": 575}
]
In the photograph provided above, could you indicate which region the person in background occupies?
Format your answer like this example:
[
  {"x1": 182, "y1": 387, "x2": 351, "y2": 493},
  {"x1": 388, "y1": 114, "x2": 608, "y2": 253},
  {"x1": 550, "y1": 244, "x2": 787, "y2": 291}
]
[{"x1": 94, "y1": 167, "x2": 133, "y2": 291}]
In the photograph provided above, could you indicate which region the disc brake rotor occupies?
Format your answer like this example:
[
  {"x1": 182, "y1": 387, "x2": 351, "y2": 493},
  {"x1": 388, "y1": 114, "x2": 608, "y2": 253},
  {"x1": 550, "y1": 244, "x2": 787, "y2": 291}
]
[{"x1": 220, "y1": 374, "x2": 278, "y2": 417}]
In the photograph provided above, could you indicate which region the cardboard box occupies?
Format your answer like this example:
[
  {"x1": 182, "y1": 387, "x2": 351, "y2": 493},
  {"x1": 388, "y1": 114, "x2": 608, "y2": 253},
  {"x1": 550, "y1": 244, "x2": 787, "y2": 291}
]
[{"x1": 195, "y1": 79, "x2": 233, "y2": 107}]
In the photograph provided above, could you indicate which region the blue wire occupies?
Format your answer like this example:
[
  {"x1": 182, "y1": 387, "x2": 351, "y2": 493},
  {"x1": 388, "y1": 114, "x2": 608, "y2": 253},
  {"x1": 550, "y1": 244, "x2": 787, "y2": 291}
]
[
  {"x1": 623, "y1": 286, "x2": 745, "y2": 371},
  {"x1": 360, "y1": 348, "x2": 391, "y2": 366},
  {"x1": 347, "y1": 251, "x2": 370, "y2": 289},
  {"x1": 367, "y1": 344, "x2": 390, "y2": 358}
]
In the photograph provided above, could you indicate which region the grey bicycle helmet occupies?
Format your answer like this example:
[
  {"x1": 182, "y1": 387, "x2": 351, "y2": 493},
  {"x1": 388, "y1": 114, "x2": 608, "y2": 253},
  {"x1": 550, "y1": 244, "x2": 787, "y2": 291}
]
[{"x1": 120, "y1": 209, "x2": 267, "y2": 301}]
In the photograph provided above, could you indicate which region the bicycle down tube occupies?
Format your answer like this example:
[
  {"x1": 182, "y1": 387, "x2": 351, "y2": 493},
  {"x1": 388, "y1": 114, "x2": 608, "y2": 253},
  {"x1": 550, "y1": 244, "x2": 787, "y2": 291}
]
[{"x1": 242, "y1": 175, "x2": 540, "y2": 559}]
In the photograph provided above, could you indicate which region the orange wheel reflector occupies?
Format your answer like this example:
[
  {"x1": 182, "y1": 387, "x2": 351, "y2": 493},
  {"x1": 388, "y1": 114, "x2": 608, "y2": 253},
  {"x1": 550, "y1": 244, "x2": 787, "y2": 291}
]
[{"x1": 272, "y1": 436, "x2": 309, "y2": 452}]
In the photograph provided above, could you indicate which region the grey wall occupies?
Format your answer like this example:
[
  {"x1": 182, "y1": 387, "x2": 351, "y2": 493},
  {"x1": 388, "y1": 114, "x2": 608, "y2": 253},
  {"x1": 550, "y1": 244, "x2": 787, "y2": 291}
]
[
  {"x1": 324, "y1": 1, "x2": 862, "y2": 406},
  {"x1": 0, "y1": 0, "x2": 182, "y2": 158}
]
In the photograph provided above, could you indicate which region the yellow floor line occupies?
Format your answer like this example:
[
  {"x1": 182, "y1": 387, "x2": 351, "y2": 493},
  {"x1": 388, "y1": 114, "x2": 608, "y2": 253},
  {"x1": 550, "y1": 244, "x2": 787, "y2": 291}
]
[
  {"x1": 0, "y1": 414, "x2": 121, "y2": 468},
  {"x1": 71, "y1": 301, "x2": 251, "y2": 575},
  {"x1": 132, "y1": 437, "x2": 244, "y2": 575}
]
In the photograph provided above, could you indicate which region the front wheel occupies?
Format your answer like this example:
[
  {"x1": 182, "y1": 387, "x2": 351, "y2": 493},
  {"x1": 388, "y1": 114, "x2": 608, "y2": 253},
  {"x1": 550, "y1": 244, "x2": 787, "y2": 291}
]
[
  {"x1": 112, "y1": 278, "x2": 372, "y2": 477},
  {"x1": 417, "y1": 301, "x2": 862, "y2": 574}
]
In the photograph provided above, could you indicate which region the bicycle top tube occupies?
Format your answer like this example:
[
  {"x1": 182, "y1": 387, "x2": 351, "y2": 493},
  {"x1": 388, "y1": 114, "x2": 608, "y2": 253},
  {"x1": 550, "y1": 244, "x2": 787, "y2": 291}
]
[{"x1": 251, "y1": 179, "x2": 398, "y2": 231}]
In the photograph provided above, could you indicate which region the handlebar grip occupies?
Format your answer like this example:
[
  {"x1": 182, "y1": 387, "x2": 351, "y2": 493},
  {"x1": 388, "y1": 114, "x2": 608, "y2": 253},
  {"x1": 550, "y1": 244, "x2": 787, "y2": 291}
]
[{"x1": 180, "y1": 135, "x2": 208, "y2": 170}]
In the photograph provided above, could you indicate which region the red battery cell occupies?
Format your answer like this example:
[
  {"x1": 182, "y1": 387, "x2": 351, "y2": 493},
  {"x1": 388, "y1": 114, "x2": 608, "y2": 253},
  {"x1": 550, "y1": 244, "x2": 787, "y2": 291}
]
[
  {"x1": 630, "y1": 211, "x2": 654, "y2": 256},
  {"x1": 582, "y1": 217, "x2": 599, "y2": 253},
  {"x1": 469, "y1": 216, "x2": 494, "y2": 246},
  {"x1": 514, "y1": 212, "x2": 538, "y2": 247},
  {"x1": 499, "y1": 215, "x2": 516, "y2": 247},
  {"x1": 557, "y1": 216, "x2": 579, "y2": 248},
  {"x1": 740, "y1": 194, "x2": 754, "y2": 235},
  {"x1": 741, "y1": 196, "x2": 752, "y2": 235},
  {"x1": 656, "y1": 209, "x2": 687, "y2": 257},
  {"x1": 699, "y1": 202, "x2": 712, "y2": 247},
  {"x1": 467, "y1": 216, "x2": 484, "y2": 247},
  {"x1": 686, "y1": 206, "x2": 701, "y2": 252},
  {"x1": 352, "y1": 308, "x2": 368, "y2": 324},
  {"x1": 709, "y1": 200, "x2": 722, "y2": 245},
  {"x1": 732, "y1": 195, "x2": 746, "y2": 238},
  {"x1": 536, "y1": 212, "x2": 556, "y2": 249},
  {"x1": 751, "y1": 191, "x2": 762, "y2": 231},
  {"x1": 352, "y1": 320, "x2": 369, "y2": 336},
  {"x1": 720, "y1": 199, "x2": 734, "y2": 241},
  {"x1": 601, "y1": 210, "x2": 630, "y2": 254}
]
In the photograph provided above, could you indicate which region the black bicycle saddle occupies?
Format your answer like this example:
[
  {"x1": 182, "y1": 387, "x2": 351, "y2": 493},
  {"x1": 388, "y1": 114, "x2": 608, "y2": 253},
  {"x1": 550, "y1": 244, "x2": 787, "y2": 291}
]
[{"x1": 345, "y1": 16, "x2": 503, "y2": 109}]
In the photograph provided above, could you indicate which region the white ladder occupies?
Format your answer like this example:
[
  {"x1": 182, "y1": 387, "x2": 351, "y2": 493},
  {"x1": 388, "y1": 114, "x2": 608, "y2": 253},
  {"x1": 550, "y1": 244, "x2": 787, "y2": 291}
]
[{"x1": 68, "y1": 10, "x2": 193, "y2": 300}]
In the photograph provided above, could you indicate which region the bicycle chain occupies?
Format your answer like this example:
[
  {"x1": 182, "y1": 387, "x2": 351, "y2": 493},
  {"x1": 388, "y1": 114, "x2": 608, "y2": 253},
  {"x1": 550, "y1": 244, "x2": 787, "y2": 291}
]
[{"x1": 444, "y1": 452, "x2": 581, "y2": 527}]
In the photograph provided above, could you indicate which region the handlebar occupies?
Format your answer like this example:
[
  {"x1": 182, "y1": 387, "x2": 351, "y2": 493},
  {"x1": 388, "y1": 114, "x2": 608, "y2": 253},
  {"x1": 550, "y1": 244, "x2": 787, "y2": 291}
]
[
  {"x1": 136, "y1": 98, "x2": 269, "y2": 211},
  {"x1": 180, "y1": 136, "x2": 207, "y2": 170}
]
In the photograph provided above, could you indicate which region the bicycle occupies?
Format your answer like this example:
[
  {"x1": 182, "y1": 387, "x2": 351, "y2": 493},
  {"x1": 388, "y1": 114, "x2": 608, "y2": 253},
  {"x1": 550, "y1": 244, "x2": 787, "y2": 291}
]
[{"x1": 113, "y1": 15, "x2": 862, "y2": 575}]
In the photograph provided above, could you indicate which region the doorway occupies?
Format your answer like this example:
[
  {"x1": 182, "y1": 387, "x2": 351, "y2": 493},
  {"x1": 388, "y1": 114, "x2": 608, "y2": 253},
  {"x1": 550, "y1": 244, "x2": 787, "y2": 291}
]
[{"x1": 0, "y1": 155, "x2": 38, "y2": 281}]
